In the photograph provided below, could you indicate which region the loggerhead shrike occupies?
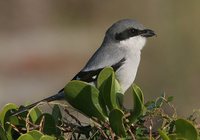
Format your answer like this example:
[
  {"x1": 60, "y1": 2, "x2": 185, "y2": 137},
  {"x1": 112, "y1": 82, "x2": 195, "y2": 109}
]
[{"x1": 13, "y1": 19, "x2": 155, "y2": 115}]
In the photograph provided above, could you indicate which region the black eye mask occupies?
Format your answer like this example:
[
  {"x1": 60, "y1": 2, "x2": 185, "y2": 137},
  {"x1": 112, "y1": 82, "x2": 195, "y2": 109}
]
[
  {"x1": 115, "y1": 28, "x2": 155, "y2": 41},
  {"x1": 115, "y1": 28, "x2": 140, "y2": 41}
]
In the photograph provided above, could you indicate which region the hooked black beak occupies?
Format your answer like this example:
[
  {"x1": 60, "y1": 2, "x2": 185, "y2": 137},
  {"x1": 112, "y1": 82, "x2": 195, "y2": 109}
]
[{"x1": 141, "y1": 29, "x2": 156, "y2": 37}]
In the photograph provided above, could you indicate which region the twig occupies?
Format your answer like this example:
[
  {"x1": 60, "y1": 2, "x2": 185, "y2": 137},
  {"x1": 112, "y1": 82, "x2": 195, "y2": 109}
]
[
  {"x1": 39, "y1": 115, "x2": 45, "y2": 132},
  {"x1": 64, "y1": 108, "x2": 82, "y2": 125},
  {"x1": 128, "y1": 128, "x2": 136, "y2": 140},
  {"x1": 149, "y1": 119, "x2": 153, "y2": 140}
]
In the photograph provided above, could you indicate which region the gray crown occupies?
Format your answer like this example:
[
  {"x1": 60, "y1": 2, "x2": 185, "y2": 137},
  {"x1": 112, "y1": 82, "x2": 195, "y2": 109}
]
[{"x1": 106, "y1": 19, "x2": 145, "y2": 36}]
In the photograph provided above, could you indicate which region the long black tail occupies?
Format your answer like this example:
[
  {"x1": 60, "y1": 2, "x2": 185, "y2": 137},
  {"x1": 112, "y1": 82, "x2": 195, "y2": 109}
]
[{"x1": 12, "y1": 89, "x2": 65, "y2": 116}]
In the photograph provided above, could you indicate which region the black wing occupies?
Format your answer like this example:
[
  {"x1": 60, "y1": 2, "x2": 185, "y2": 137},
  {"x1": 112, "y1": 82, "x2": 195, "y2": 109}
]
[
  {"x1": 72, "y1": 57, "x2": 126, "y2": 82},
  {"x1": 58, "y1": 57, "x2": 125, "y2": 94}
]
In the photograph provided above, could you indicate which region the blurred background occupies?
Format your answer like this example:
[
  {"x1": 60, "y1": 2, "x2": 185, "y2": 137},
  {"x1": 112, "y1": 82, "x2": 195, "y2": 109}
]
[{"x1": 0, "y1": 0, "x2": 200, "y2": 116}]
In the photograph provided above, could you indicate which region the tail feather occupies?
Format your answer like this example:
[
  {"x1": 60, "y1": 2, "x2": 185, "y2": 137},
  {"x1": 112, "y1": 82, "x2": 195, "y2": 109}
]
[{"x1": 12, "y1": 90, "x2": 65, "y2": 116}]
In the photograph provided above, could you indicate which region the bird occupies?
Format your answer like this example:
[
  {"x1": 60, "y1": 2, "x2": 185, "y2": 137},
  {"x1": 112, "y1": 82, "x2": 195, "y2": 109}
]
[{"x1": 12, "y1": 19, "x2": 156, "y2": 115}]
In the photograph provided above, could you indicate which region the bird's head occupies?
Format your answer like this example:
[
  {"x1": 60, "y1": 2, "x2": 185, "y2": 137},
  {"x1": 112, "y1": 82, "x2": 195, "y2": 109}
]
[{"x1": 105, "y1": 19, "x2": 156, "y2": 51}]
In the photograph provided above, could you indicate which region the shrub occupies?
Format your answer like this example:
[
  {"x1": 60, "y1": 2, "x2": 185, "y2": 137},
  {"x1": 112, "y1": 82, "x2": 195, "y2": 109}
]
[{"x1": 0, "y1": 67, "x2": 199, "y2": 140}]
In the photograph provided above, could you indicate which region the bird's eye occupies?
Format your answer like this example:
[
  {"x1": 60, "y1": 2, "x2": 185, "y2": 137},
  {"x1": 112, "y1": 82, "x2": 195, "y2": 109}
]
[{"x1": 129, "y1": 28, "x2": 135, "y2": 33}]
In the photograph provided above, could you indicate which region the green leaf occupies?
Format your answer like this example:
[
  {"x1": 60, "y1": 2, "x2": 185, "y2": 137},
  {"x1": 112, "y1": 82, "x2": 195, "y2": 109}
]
[
  {"x1": 40, "y1": 135, "x2": 55, "y2": 140},
  {"x1": 97, "y1": 67, "x2": 120, "y2": 112},
  {"x1": 132, "y1": 84, "x2": 144, "y2": 103},
  {"x1": 0, "y1": 103, "x2": 20, "y2": 139},
  {"x1": 17, "y1": 134, "x2": 35, "y2": 140},
  {"x1": 158, "y1": 129, "x2": 170, "y2": 140},
  {"x1": 0, "y1": 124, "x2": 8, "y2": 140},
  {"x1": 64, "y1": 80, "x2": 106, "y2": 121},
  {"x1": 52, "y1": 105, "x2": 62, "y2": 125},
  {"x1": 175, "y1": 118, "x2": 198, "y2": 140},
  {"x1": 0, "y1": 103, "x2": 18, "y2": 129},
  {"x1": 145, "y1": 100, "x2": 156, "y2": 110},
  {"x1": 167, "y1": 96, "x2": 174, "y2": 102},
  {"x1": 128, "y1": 84, "x2": 145, "y2": 123},
  {"x1": 29, "y1": 107, "x2": 42, "y2": 123},
  {"x1": 114, "y1": 79, "x2": 124, "y2": 107},
  {"x1": 135, "y1": 127, "x2": 145, "y2": 136},
  {"x1": 155, "y1": 93, "x2": 165, "y2": 108},
  {"x1": 27, "y1": 130, "x2": 43, "y2": 140},
  {"x1": 168, "y1": 134, "x2": 178, "y2": 140},
  {"x1": 109, "y1": 109, "x2": 126, "y2": 137},
  {"x1": 35, "y1": 113, "x2": 56, "y2": 135},
  {"x1": 52, "y1": 105, "x2": 62, "y2": 136}
]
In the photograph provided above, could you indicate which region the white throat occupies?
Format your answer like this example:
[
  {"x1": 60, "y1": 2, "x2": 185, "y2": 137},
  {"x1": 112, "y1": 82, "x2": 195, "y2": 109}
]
[{"x1": 119, "y1": 36, "x2": 146, "y2": 51}]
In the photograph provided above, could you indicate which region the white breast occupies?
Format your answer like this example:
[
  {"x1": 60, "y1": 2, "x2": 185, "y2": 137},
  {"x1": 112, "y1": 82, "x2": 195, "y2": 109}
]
[
  {"x1": 115, "y1": 52, "x2": 141, "y2": 92},
  {"x1": 115, "y1": 36, "x2": 146, "y2": 93}
]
